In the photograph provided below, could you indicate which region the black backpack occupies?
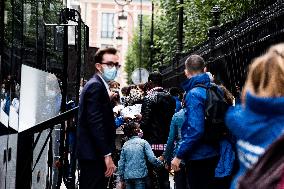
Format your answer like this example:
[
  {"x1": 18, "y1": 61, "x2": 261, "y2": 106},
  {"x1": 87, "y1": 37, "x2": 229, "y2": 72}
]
[{"x1": 195, "y1": 84, "x2": 230, "y2": 145}]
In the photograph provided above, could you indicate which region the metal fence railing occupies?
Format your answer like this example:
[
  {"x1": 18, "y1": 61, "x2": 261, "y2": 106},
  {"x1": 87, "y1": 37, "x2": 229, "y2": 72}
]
[{"x1": 161, "y1": 1, "x2": 284, "y2": 97}]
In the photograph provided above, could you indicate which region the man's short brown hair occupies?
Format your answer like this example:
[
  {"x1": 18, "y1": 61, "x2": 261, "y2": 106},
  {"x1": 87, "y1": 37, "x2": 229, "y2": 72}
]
[
  {"x1": 94, "y1": 47, "x2": 117, "y2": 64},
  {"x1": 185, "y1": 54, "x2": 205, "y2": 73}
]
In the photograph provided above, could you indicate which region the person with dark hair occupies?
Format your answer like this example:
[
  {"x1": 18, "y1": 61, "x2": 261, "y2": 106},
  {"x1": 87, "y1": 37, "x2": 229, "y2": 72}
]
[
  {"x1": 120, "y1": 86, "x2": 131, "y2": 106},
  {"x1": 121, "y1": 86, "x2": 131, "y2": 96},
  {"x1": 77, "y1": 47, "x2": 121, "y2": 189},
  {"x1": 108, "y1": 80, "x2": 121, "y2": 107},
  {"x1": 93, "y1": 47, "x2": 118, "y2": 68},
  {"x1": 171, "y1": 54, "x2": 220, "y2": 189},
  {"x1": 118, "y1": 122, "x2": 163, "y2": 189},
  {"x1": 140, "y1": 71, "x2": 176, "y2": 189},
  {"x1": 148, "y1": 71, "x2": 163, "y2": 86}
]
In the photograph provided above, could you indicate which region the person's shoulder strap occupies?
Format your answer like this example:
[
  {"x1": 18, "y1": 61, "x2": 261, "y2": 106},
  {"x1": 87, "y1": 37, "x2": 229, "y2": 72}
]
[
  {"x1": 194, "y1": 84, "x2": 207, "y2": 89},
  {"x1": 194, "y1": 83, "x2": 221, "y2": 94}
]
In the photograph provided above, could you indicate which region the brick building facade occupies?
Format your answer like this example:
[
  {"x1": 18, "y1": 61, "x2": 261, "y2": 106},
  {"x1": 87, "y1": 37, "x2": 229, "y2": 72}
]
[{"x1": 73, "y1": 0, "x2": 152, "y2": 85}]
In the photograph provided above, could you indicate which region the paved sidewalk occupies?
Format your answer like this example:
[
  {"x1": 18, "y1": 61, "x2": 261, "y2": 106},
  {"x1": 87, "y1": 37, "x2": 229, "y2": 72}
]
[
  {"x1": 61, "y1": 173, "x2": 175, "y2": 189},
  {"x1": 170, "y1": 174, "x2": 175, "y2": 189}
]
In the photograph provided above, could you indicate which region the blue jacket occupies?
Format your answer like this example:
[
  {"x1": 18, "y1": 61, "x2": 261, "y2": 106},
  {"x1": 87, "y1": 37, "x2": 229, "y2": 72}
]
[
  {"x1": 118, "y1": 136, "x2": 163, "y2": 180},
  {"x1": 226, "y1": 92, "x2": 284, "y2": 189},
  {"x1": 115, "y1": 116, "x2": 124, "y2": 128},
  {"x1": 163, "y1": 108, "x2": 185, "y2": 164},
  {"x1": 176, "y1": 73, "x2": 219, "y2": 160}
]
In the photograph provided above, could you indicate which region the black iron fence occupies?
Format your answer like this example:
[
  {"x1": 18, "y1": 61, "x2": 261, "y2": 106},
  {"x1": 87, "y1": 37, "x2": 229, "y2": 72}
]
[{"x1": 161, "y1": 0, "x2": 284, "y2": 97}]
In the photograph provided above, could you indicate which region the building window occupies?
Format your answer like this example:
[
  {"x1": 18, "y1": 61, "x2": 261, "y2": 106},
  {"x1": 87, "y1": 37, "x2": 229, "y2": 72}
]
[
  {"x1": 101, "y1": 13, "x2": 114, "y2": 39},
  {"x1": 101, "y1": 44, "x2": 113, "y2": 49}
]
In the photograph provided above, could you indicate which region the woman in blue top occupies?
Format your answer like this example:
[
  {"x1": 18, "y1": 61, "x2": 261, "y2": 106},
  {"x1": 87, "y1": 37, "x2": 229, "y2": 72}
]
[
  {"x1": 225, "y1": 43, "x2": 284, "y2": 189},
  {"x1": 160, "y1": 91, "x2": 188, "y2": 189},
  {"x1": 118, "y1": 122, "x2": 163, "y2": 189},
  {"x1": 161, "y1": 108, "x2": 186, "y2": 189}
]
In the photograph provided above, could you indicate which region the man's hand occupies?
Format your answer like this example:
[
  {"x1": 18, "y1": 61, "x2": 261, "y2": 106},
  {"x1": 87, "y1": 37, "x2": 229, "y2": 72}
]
[
  {"x1": 171, "y1": 157, "x2": 181, "y2": 172},
  {"x1": 158, "y1": 155, "x2": 164, "y2": 161},
  {"x1": 104, "y1": 155, "x2": 116, "y2": 177},
  {"x1": 109, "y1": 91, "x2": 118, "y2": 101},
  {"x1": 158, "y1": 156, "x2": 169, "y2": 169}
]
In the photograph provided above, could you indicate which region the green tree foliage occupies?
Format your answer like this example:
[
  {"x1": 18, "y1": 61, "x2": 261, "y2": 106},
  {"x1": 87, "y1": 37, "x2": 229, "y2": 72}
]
[
  {"x1": 4, "y1": 0, "x2": 64, "y2": 47},
  {"x1": 125, "y1": 0, "x2": 255, "y2": 83},
  {"x1": 183, "y1": 0, "x2": 255, "y2": 51},
  {"x1": 125, "y1": 15, "x2": 152, "y2": 84}
]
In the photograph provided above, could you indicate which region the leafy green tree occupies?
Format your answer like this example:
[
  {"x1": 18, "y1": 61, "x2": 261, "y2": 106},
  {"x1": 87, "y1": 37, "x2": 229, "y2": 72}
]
[
  {"x1": 125, "y1": 15, "x2": 152, "y2": 83},
  {"x1": 125, "y1": 0, "x2": 256, "y2": 82}
]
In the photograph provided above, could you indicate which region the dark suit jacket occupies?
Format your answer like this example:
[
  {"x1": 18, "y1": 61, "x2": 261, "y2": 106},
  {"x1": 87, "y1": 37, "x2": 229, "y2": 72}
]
[{"x1": 77, "y1": 74, "x2": 116, "y2": 160}]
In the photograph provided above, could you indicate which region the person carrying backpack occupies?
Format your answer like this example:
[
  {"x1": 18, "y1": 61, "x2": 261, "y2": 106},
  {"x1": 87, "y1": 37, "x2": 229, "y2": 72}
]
[{"x1": 171, "y1": 54, "x2": 227, "y2": 189}]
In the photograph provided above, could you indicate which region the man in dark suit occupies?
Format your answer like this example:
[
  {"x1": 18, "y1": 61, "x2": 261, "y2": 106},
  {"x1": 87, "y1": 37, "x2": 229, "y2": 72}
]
[{"x1": 77, "y1": 48, "x2": 121, "y2": 188}]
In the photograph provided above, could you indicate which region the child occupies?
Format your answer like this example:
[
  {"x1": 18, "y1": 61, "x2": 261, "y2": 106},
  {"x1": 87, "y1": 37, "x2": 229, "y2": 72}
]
[{"x1": 118, "y1": 121, "x2": 163, "y2": 189}]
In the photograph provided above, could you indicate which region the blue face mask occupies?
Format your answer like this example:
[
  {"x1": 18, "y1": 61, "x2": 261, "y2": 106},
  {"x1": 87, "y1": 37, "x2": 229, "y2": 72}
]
[{"x1": 102, "y1": 66, "x2": 117, "y2": 82}]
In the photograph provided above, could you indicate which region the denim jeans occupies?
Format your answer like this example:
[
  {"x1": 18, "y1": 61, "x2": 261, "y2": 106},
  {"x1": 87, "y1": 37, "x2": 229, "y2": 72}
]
[{"x1": 125, "y1": 178, "x2": 146, "y2": 189}]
